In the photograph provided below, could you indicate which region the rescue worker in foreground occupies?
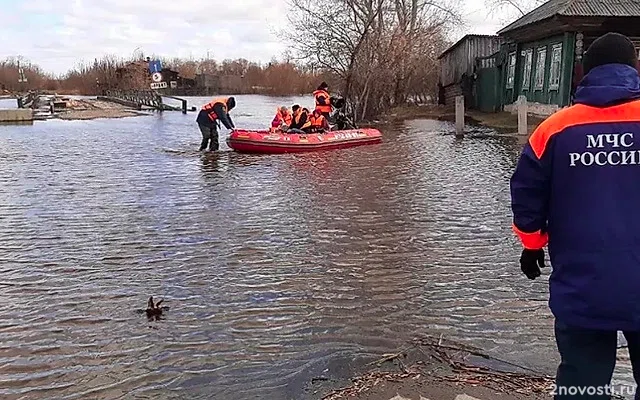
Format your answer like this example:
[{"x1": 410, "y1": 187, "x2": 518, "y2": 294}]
[
  {"x1": 510, "y1": 32, "x2": 640, "y2": 400},
  {"x1": 195, "y1": 97, "x2": 236, "y2": 151},
  {"x1": 270, "y1": 106, "x2": 292, "y2": 132},
  {"x1": 313, "y1": 82, "x2": 331, "y2": 120}
]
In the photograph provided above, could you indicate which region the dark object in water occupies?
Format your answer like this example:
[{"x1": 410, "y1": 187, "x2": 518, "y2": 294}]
[{"x1": 145, "y1": 296, "x2": 169, "y2": 320}]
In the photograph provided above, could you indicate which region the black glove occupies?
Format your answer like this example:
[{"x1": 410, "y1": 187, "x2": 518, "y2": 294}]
[{"x1": 520, "y1": 248, "x2": 546, "y2": 279}]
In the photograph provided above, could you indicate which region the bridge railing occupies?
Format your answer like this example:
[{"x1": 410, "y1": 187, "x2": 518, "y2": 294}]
[{"x1": 105, "y1": 89, "x2": 163, "y2": 109}]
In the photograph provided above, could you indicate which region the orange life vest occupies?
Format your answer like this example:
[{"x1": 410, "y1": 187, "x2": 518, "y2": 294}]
[
  {"x1": 302, "y1": 113, "x2": 326, "y2": 131},
  {"x1": 313, "y1": 89, "x2": 331, "y2": 114},
  {"x1": 310, "y1": 113, "x2": 326, "y2": 129},
  {"x1": 270, "y1": 108, "x2": 293, "y2": 132},
  {"x1": 298, "y1": 109, "x2": 310, "y2": 129},
  {"x1": 279, "y1": 108, "x2": 292, "y2": 126},
  {"x1": 202, "y1": 97, "x2": 228, "y2": 121}
]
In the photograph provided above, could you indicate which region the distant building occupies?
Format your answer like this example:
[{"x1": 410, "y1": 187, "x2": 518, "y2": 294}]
[
  {"x1": 194, "y1": 74, "x2": 244, "y2": 95},
  {"x1": 488, "y1": 0, "x2": 640, "y2": 116},
  {"x1": 195, "y1": 73, "x2": 220, "y2": 95},
  {"x1": 437, "y1": 34, "x2": 503, "y2": 108}
]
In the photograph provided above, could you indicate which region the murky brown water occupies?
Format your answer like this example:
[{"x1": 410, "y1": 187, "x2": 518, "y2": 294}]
[{"x1": 0, "y1": 95, "x2": 633, "y2": 399}]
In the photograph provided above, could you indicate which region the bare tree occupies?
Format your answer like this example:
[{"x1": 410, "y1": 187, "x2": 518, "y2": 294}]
[
  {"x1": 284, "y1": 0, "x2": 460, "y2": 121},
  {"x1": 484, "y1": 0, "x2": 545, "y2": 20}
]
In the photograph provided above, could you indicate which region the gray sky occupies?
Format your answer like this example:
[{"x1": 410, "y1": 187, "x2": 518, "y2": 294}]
[{"x1": 0, "y1": 0, "x2": 516, "y2": 75}]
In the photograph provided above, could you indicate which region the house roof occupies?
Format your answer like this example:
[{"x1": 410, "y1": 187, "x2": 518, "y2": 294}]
[
  {"x1": 497, "y1": 0, "x2": 640, "y2": 35},
  {"x1": 438, "y1": 34, "x2": 500, "y2": 59}
]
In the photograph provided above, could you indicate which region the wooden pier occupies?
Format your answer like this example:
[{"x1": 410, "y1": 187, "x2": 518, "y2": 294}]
[
  {"x1": 15, "y1": 89, "x2": 194, "y2": 121},
  {"x1": 16, "y1": 91, "x2": 56, "y2": 120}
]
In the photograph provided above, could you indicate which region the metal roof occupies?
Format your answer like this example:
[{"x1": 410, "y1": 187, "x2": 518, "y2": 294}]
[
  {"x1": 438, "y1": 34, "x2": 501, "y2": 59},
  {"x1": 497, "y1": 0, "x2": 640, "y2": 35}
]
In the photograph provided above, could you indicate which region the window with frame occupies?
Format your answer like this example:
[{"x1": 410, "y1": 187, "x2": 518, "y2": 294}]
[
  {"x1": 506, "y1": 52, "x2": 516, "y2": 89},
  {"x1": 549, "y1": 43, "x2": 562, "y2": 90},
  {"x1": 522, "y1": 49, "x2": 533, "y2": 90},
  {"x1": 535, "y1": 47, "x2": 546, "y2": 90}
]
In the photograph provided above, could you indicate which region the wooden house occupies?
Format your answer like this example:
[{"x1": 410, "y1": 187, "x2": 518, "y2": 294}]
[
  {"x1": 437, "y1": 34, "x2": 504, "y2": 107},
  {"x1": 491, "y1": 0, "x2": 640, "y2": 115}
]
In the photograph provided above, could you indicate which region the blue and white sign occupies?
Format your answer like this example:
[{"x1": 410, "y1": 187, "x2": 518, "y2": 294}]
[{"x1": 148, "y1": 59, "x2": 162, "y2": 74}]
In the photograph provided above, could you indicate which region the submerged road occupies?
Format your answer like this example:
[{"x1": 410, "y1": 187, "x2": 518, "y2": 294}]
[{"x1": 0, "y1": 94, "x2": 633, "y2": 399}]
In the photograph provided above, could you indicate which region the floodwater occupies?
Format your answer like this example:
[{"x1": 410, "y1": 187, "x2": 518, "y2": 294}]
[{"x1": 0, "y1": 94, "x2": 633, "y2": 399}]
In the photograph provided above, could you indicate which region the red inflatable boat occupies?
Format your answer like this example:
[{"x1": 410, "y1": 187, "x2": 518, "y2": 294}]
[{"x1": 226, "y1": 128, "x2": 382, "y2": 154}]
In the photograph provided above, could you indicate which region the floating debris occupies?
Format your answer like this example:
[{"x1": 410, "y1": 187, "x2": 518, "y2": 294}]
[
  {"x1": 321, "y1": 334, "x2": 555, "y2": 400},
  {"x1": 142, "y1": 296, "x2": 170, "y2": 321}
]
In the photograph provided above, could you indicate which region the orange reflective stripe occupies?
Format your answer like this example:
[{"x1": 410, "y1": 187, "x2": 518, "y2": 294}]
[
  {"x1": 529, "y1": 100, "x2": 640, "y2": 159},
  {"x1": 512, "y1": 224, "x2": 548, "y2": 249}
]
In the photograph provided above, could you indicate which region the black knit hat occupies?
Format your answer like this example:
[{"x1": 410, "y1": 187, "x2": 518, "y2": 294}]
[
  {"x1": 317, "y1": 81, "x2": 328, "y2": 90},
  {"x1": 227, "y1": 97, "x2": 236, "y2": 110},
  {"x1": 583, "y1": 32, "x2": 637, "y2": 74}
]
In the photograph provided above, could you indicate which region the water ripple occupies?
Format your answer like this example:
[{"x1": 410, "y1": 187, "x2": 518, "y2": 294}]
[{"x1": 0, "y1": 95, "x2": 632, "y2": 399}]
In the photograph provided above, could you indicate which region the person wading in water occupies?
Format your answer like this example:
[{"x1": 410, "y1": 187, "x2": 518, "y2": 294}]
[{"x1": 196, "y1": 97, "x2": 236, "y2": 151}]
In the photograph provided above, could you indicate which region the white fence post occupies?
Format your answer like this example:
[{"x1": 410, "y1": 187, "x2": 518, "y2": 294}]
[
  {"x1": 517, "y1": 95, "x2": 528, "y2": 135},
  {"x1": 455, "y1": 95, "x2": 464, "y2": 137}
]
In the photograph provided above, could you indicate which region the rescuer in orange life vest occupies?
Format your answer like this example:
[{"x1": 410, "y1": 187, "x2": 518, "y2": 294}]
[
  {"x1": 196, "y1": 97, "x2": 236, "y2": 151},
  {"x1": 313, "y1": 82, "x2": 331, "y2": 120}
]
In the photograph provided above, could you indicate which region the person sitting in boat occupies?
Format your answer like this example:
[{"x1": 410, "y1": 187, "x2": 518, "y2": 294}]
[
  {"x1": 270, "y1": 106, "x2": 292, "y2": 132},
  {"x1": 301, "y1": 109, "x2": 329, "y2": 133},
  {"x1": 287, "y1": 105, "x2": 309, "y2": 133},
  {"x1": 313, "y1": 82, "x2": 332, "y2": 120},
  {"x1": 196, "y1": 97, "x2": 236, "y2": 151}
]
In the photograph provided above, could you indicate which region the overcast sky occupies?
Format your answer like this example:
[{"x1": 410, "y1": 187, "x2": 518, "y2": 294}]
[{"x1": 0, "y1": 0, "x2": 515, "y2": 76}]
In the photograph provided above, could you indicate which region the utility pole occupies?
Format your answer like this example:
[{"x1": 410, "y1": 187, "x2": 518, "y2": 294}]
[{"x1": 17, "y1": 59, "x2": 27, "y2": 93}]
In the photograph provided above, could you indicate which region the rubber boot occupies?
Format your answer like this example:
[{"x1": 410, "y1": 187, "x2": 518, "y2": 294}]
[
  {"x1": 209, "y1": 131, "x2": 219, "y2": 151},
  {"x1": 200, "y1": 138, "x2": 208, "y2": 151}
]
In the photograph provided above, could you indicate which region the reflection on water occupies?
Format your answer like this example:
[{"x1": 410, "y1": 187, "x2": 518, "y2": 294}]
[{"x1": 0, "y1": 95, "x2": 632, "y2": 399}]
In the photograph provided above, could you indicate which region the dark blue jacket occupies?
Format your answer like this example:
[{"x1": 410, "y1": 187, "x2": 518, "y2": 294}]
[
  {"x1": 196, "y1": 103, "x2": 234, "y2": 130},
  {"x1": 510, "y1": 63, "x2": 640, "y2": 330}
]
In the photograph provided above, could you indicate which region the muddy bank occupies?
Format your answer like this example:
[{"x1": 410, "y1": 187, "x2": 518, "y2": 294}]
[
  {"x1": 376, "y1": 105, "x2": 545, "y2": 135},
  {"x1": 55, "y1": 98, "x2": 148, "y2": 120},
  {"x1": 311, "y1": 336, "x2": 554, "y2": 400}
]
